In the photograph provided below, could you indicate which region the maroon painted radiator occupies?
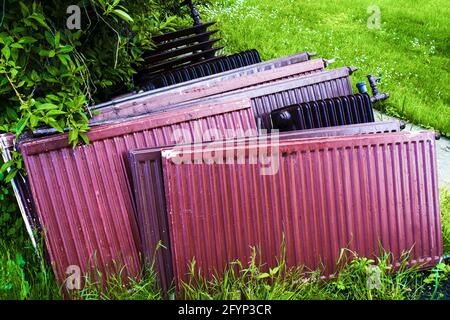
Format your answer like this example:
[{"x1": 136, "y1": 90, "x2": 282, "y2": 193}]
[
  {"x1": 156, "y1": 131, "x2": 442, "y2": 286},
  {"x1": 128, "y1": 120, "x2": 407, "y2": 287},
  {"x1": 18, "y1": 99, "x2": 257, "y2": 287},
  {"x1": 91, "y1": 58, "x2": 327, "y2": 124}
]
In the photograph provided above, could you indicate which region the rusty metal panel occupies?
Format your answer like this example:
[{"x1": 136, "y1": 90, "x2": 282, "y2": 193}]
[
  {"x1": 160, "y1": 131, "x2": 442, "y2": 286},
  {"x1": 128, "y1": 120, "x2": 404, "y2": 287},
  {"x1": 90, "y1": 58, "x2": 328, "y2": 125},
  {"x1": 18, "y1": 99, "x2": 257, "y2": 287}
]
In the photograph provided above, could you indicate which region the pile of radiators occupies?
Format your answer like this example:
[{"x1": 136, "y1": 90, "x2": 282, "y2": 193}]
[
  {"x1": 3, "y1": 50, "x2": 442, "y2": 293},
  {"x1": 134, "y1": 21, "x2": 263, "y2": 91}
]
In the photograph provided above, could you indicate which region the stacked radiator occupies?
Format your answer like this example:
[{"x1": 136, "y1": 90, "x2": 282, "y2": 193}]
[
  {"x1": 2, "y1": 32, "x2": 443, "y2": 295},
  {"x1": 141, "y1": 50, "x2": 262, "y2": 91},
  {"x1": 134, "y1": 21, "x2": 263, "y2": 93},
  {"x1": 271, "y1": 93, "x2": 375, "y2": 131}
]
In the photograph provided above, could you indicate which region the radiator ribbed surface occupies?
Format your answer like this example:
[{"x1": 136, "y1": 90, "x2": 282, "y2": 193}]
[
  {"x1": 252, "y1": 72, "x2": 354, "y2": 129},
  {"x1": 19, "y1": 100, "x2": 257, "y2": 287},
  {"x1": 92, "y1": 52, "x2": 315, "y2": 110},
  {"x1": 161, "y1": 131, "x2": 442, "y2": 286},
  {"x1": 271, "y1": 93, "x2": 375, "y2": 131},
  {"x1": 90, "y1": 59, "x2": 327, "y2": 125},
  {"x1": 141, "y1": 50, "x2": 262, "y2": 90},
  {"x1": 128, "y1": 120, "x2": 403, "y2": 288},
  {"x1": 129, "y1": 149, "x2": 173, "y2": 291}
]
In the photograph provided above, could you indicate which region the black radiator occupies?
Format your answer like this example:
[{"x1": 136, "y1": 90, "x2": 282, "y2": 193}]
[
  {"x1": 140, "y1": 49, "x2": 262, "y2": 90},
  {"x1": 271, "y1": 93, "x2": 375, "y2": 132}
]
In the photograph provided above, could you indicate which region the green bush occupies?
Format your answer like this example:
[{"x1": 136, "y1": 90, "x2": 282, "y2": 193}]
[{"x1": 0, "y1": 0, "x2": 209, "y2": 242}]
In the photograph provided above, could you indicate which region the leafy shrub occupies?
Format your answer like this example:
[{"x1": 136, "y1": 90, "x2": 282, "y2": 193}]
[
  {"x1": 1, "y1": 0, "x2": 186, "y2": 143},
  {"x1": 0, "y1": 0, "x2": 209, "y2": 241}
]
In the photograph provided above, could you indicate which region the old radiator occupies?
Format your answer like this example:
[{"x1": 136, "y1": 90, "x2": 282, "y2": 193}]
[
  {"x1": 18, "y1": 99, "x2": 257, "y2": 287},
  {"x1": 89, "y1": 58, "x2": 328, "y2": 125},
  {"x1": 128, "y1": 120, "x2": 414, "y2": 287},
  {"x1": 140, "y1": 50, "x2": 262, "y2": 91},
  {"x1": 271, "y1": 93, "x2": 375, "y2": 131},
  {"x1": 157, "y1": 131, "x2": 442, "y2": 286}
]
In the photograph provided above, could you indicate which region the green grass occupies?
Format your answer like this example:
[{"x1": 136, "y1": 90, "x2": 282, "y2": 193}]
[
  {"x1": 441, "y1": 188, "x2": 450, "y2": 254},
  {"x1": 71, "y1": 266, "x2": 165, "y2": 300},
  {"x1": 181, "y1": 248, "x2": 430, "y2": 300},
  {"x1": 1, "y1": 191, "x2": 450, "y2": 300},
  {"x1": 1, "y1": 188, "x2": 450, "y2": 300},
  {"x1": 0, "y1": 239, "x2": 61, "y2": 300},
  {"x1": 201, "y1": 0, "x2": 450, "y2": 135}
]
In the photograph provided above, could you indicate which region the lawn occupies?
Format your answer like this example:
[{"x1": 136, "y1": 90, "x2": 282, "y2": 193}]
[{"x1": 201, "y1": 0, "x2": 450, "y2": 135}]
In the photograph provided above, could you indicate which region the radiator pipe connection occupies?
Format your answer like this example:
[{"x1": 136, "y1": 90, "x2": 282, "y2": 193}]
[
  {"x1": 324, "y1": 58, "x2": 336, "y2": 68},
  {"x1": 348, "y1": 66, "x2": 358, "y2": 75},
  {"x1": 368, "y1": 74, "x2": 390, "y2": 103},
  {"x1": 357, "y1": 75, "x2": 389, "y2": 103}
]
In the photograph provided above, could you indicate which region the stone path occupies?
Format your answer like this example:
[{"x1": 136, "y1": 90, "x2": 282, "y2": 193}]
[{"x1": 373, "y1": 110, "x2": 450, "y2": 187}]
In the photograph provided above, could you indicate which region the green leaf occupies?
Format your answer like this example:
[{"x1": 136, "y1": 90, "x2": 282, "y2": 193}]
[
  {"x1": 47, "y1": 118, "x2": 64, "y2": 133},
  {"x1": 38, "y1": 49, "x2": 50, "y2": 57},
  {"x1": 19, "y1": 1, "x2": 30, "y2": 17},
  {"x1": 55, "y1": 32, "x2": 61, "y2": 47},
  {"x1": 112, "y1": 9, "x2": 134, "y2": 23},
  {"x1": 269, "y1": 266, "x2": 280, "y2": 276},
  {"x1": 15, "y1": 114, "x2": 30, "y2": 134},
  {"x1": 46, "y1": 109, "x2": 66, "y2": 116},
  {"x1": 58, "y1": 54, "x2": 70, "y2": 67},
  {"x1": 5, "y1": 169, "x2": 18, "y2": 183},
  {"x1": 68, "y1": 129, "x2": 78, "y2": 143},
  {"x1": 0, "y1": 161, "x2": 12, "y2": 173},
  {"x1": 45, "y1": 31, "x2": 55, "y2": 46},
  {"x1": 6, "y1": 107, "x2": 18, "y2": 120},
  {"x1": 1, "y1": 46, "x2": 10, "y2": 59},
  {"x1": 59, "y1": 45, "x2": 74, "y2": 53},
  {"x1": 18, "y1": 36, "x2": 37, "y2": 44},
  {"x1": 29, "y1": 14, "x2": 48, "y2": 28},
  {"x1": 45, "y1": 94, "x2": 60, "y2": 102},
  {"x1": 36, "y1": 103, "x2": 58, "y2": 110},
  {"x1": 30, "y1": 114, "x2": 39, "y2": 127},
  {"x1": 79, "y1": 132, "x2": 90, "y2": 145},
  {"x1": 10, "y1": 43, "x2": 24, "y2": 49},
  {"x1": 10, "y1": 68, "x2": 18, "y2": 78},
  {"x1": 78, "y1": 111, "x2": 89, "y2": 122},
  {"x1": 30, "y1": 70, "x2": 40, "y2": 82}
]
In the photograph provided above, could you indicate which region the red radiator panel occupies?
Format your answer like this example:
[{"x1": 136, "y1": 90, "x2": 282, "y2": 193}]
[
  {"x1": 91, "y1": 59, "x2": 327, "y2": 124},
  {"x1": 19, "y1": 99, "x2": 257, "y2": 287},
  {"x1": 160, "y1": 131, "x2": 442, "y2": 286},
  {"x1": 129, "y1": 121, "x2": 404, "y2": 288}
]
